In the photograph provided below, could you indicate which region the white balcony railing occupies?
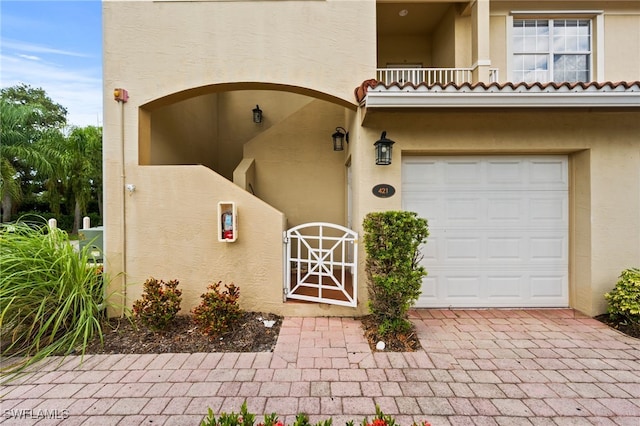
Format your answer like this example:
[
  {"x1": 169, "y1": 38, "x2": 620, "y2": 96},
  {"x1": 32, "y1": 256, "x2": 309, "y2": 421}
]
[{"x1": 376, "y1": 68, "x2": 499, "y2": 86}]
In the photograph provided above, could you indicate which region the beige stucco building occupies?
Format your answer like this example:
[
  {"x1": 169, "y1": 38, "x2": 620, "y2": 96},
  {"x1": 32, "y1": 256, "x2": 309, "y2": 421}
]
[{"x1": 103, "y1": 0, "x2": 640, "y2": 318}]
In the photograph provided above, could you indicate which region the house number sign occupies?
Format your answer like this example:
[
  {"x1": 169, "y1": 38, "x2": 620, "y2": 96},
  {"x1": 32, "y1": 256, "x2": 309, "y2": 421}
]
[{"x1": 372, "y1": 184, "x2": 396, "y2": 198}]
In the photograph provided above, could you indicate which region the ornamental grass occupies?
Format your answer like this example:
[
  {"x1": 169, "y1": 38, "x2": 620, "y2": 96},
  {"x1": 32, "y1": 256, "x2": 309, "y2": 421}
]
[{"x1": 0, "y1": 218, "x2": 110, "y2": 376}]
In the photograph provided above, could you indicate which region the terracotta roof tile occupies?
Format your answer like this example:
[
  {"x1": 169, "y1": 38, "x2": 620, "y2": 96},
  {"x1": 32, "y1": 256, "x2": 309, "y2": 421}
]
[{"x1": 355, "y1": 80, "x2": 640, "y2": 103}]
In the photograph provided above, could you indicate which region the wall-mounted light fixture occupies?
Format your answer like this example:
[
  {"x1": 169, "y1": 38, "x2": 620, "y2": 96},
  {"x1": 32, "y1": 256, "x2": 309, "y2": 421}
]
[
  {"x1": 252, "y1": 105, "x2": 263, "y2": 123},
  {"x1": 331, "y1": 127, "x2": 349, "y2": 151},
  {"x1": 374, "y1": 131, "x2": 395, "y2": 165}
]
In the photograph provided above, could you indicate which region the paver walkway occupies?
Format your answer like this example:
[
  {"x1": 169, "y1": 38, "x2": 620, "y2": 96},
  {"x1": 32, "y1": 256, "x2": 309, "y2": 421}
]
[{"x1": 1, "y1": 309, "x2": 639, "y2": 425}]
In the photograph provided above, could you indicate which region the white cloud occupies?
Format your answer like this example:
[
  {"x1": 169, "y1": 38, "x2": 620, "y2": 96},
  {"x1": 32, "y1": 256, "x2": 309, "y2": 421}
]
[
  {"x1": 17, "y1": 54, "x2": 42, "y2": 61},
  {"x1": 3, "y1": 39, "x2": 90, "y2": 58}
]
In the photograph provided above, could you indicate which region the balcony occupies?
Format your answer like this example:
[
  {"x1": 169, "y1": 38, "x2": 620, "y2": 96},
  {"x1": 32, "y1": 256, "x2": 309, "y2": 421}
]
[{"x1": 376, "y1": 67, "x2": 500, "y2": 86}]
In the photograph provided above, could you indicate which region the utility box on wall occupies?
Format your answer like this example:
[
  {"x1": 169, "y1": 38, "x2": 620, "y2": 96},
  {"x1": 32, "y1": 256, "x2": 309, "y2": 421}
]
[
  {"x1": 217, "y1": 201, "x2": 237, "y2": 242},
  {"x1": 79, "y1": 226, "x2": 104, "y2": 263}
]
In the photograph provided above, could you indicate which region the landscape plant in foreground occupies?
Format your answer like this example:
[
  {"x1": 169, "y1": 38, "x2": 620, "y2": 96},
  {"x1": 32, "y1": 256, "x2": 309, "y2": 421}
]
[
  {"x1": 200, "y1": 402, "x2": 432, "y2": 426},
  {"x1": 0, "y1": 218, "x2": 109, "y2": 375}
]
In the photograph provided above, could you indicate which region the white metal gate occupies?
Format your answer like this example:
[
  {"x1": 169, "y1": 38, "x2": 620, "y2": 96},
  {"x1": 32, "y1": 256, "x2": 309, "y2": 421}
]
[{"x1": 284, "y1": 222, "x2": 357, "y2": 307}]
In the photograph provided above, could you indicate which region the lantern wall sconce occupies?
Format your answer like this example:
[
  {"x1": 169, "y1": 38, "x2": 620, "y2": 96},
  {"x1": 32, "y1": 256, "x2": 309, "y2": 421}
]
[
  {"x1": 374, "y1": 131, "x2": 395, "y2": 165},
  {"x1": 331, "y1": 127, "x2": 349, "y2": 151},
  {"x1": 252, "y1": 105, "x2": 263, "y2": 123}
]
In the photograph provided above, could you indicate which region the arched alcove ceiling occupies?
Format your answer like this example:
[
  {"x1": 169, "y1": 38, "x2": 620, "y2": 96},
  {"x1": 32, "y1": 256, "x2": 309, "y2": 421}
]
[{"x1": 140, "y1": 82, "x2": 358, "y2": 111}]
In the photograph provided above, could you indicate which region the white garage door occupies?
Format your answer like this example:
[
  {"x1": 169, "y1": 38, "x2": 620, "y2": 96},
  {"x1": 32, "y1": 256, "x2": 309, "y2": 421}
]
[{"x1": 402, "y1": 156, "x2": 568, "y2": 308}]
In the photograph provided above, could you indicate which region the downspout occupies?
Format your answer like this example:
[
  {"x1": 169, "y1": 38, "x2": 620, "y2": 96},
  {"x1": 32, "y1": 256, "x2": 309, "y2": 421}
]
[{"x1": 114, "y1": 88, "x2": 129, "y2": 317}]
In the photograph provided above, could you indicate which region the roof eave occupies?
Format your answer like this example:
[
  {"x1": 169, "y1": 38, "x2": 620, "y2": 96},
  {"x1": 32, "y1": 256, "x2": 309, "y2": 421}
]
[{"x1": 364, "y1": 92, "x2": 640, "y2": 108}]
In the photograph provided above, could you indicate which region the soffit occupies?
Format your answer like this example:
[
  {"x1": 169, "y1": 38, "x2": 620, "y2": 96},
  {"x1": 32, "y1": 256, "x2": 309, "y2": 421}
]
[{"x1": 377, "y1": 2, "x2": 455, "y2": 36}]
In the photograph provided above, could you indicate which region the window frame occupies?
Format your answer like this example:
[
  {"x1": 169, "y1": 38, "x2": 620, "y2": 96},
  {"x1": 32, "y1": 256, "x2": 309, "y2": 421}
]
[{"x1": 507, "y1": 10, "x2": 604, "y2": 83}]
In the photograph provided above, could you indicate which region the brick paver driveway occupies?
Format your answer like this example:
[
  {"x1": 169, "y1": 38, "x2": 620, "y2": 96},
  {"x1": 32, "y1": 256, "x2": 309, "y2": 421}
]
[{"x1": 1, "y1": 309, "x2": 639, "y2": 425}]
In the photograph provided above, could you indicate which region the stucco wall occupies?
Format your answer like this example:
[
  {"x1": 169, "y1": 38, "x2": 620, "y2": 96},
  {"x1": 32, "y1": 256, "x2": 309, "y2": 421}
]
[
  {"x1": 216, "y1": 91, "x2": 313, "y2": 180},
  {"x1": 377, "y1": 35, "x2": 432, "y2": 68},
  {"x1": 150, "y1": 94, "x2": 219, "y2": 168},
  {"x1": 604, "y1": 15, "x2": 640, "y2": 81},
  {"x1": 355, "y1": 109, "x2": 640, "y2": 316},
  {"x1": 103, "y1": 0, "x2": 375, "y2": 106},
  {"x1": 489, "y1": 15, "x2": 507, "y2": 81},
  {"x1": 244, "y1": 100, "x2": 347, "y2": 228},
  {"x1": 103, "y1": 0, "x2": 375, "y2": 317},
  {"x1": 432, "y1": 6, "x2": 457, "y2": 67},
  {"x1": 112, "y1": 165, "x2": 286, "y2": 314}
]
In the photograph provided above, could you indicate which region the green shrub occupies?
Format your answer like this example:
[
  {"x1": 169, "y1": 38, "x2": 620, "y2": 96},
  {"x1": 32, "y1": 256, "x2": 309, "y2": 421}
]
[
  {"x1": 363, "y1": 211, "x2": 429, "y2": 337},
  {"x1": 0, "y1": 219, "x2": 109, "y2": 375},
  {"x1": 132, "y1": 277, "x2": 182, "y2": 331},
  {"x1": 192, "y1": 281, "x2": 241, "y2": 336},
  {"x1": 604, "y1": 268, "x2": 640, "y2": 323}
]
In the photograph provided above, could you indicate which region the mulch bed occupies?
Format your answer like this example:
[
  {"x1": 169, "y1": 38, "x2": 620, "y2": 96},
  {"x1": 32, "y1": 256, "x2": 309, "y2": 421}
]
[
  {"x1": 594, "y1": 314, "x2": 640, "y2": 339},
  {"x1": 84, "y1": 312, "x2": 283, "y2": 354},
  {"x1": 360, "y1": 315, "x2": 423, "y2": 352}
]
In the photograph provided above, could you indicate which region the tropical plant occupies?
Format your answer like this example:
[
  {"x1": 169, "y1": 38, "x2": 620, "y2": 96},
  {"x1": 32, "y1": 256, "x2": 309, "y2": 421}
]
[
  {"x1": 1, "y1": 84, "x2": 69, "y2": 224},
  {"x1": 192, "y1": 281, "x2": 241, "y2": 336},
  {"x1": 0, "y1": 85, "x2": 102, "y2": 232},
  {"x1": 43, "y1": 126, "x2": 103, "y2": 233},
  {"x1": 132, "y1": 278, "x2": 182, "y2": 331},
  {"x1": 605, "y1": 268, "x2": 640, "y2": 324},
  {"x1": 0, "y1": 99, "x2": 56, "y2": 222},
  {"x1": 200, "y1": 402, "x2": 432, "y2": 426},
  {"x1": 0, "y1": 217, "x2": 109, "y2": 375},
  {"x1": 363, "y1": 211, "x2": 429, "y2": 337}
]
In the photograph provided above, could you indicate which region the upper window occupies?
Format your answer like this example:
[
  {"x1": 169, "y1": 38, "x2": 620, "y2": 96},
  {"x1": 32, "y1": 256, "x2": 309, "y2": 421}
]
[{"x1": 513, "y1": 19, "x2": 591, "y2": 83}]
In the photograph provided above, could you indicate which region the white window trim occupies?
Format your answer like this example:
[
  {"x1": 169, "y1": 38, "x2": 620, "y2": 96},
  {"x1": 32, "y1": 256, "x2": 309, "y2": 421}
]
[{"x1": 506, "y1": 11, "x2": 604, "y2": 82}]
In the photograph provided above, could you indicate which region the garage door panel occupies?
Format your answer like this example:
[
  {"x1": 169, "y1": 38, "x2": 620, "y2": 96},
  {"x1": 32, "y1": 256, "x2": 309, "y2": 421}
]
[
  {"x1": 446, "y1": 237, "x2": 482, "y2": 260},
  {"x1": 487, "y1": 275, "x2": 525, "y2": 298},
  {"x1": 403, "y1": 160, "x2": 439, "y2": 185},
  {"x1": 530, "y1": 275, "x2": 567, "y2": 298},
  {"x1": 422, "y1": 235, "x2": 439, "y2": 261},
  {"x1": 404, "y1": 157, "x2": 568, "y2": 189},
  {"x1": 446, "y1": 276, "x2": 481, "y2": 298},
  {"x1": 403, "y1": 155, "x2": 568, "y2": 308},
  {"x1": 487, "y1": 237, "x2": 522, "y2": 260},
  {"x1": 530, "y1": 237, "x2": 566, "y2": 260},
  {"x1": 420, "y1": 275, "x2": 438, "y2": 299},
  {"x1": 529, "y1": 196, "x2": 568, "y2": 223},
  {"x1": 417, "y1": 270, "x2": 567, "y2": 307},
  {"x1": 445, "y1": 161, "x2": 483, "y2": 184},
  {"x1": 447, "y1": 198, "x2": 483, "y2": 223},
  {"x1": 487, "y1": 160, "x2": 524, "y2": 184},
  {"x1": 425, "y1": 230, "x2": 567, "y2": 264},
  {"x1": 530, "y1": 159, "x2": 568, "y2": 185},
  {"x1": 488, "y1": 198, "x2": 523, "y2": 223},
  {"x1": 414, "y1": 192, "x2": 568, "y2": 229}
]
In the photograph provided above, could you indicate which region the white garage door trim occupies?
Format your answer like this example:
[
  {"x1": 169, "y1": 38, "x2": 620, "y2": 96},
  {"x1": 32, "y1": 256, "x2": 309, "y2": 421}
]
[{"x1": 402, "y1": 155, "x2": 569, "y2": 308}]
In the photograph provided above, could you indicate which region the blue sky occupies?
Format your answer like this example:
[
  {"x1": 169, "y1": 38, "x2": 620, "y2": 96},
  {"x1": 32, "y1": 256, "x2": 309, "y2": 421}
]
[{"x1": 1, "y1": 0, "x2": 102, "y2": 127}]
